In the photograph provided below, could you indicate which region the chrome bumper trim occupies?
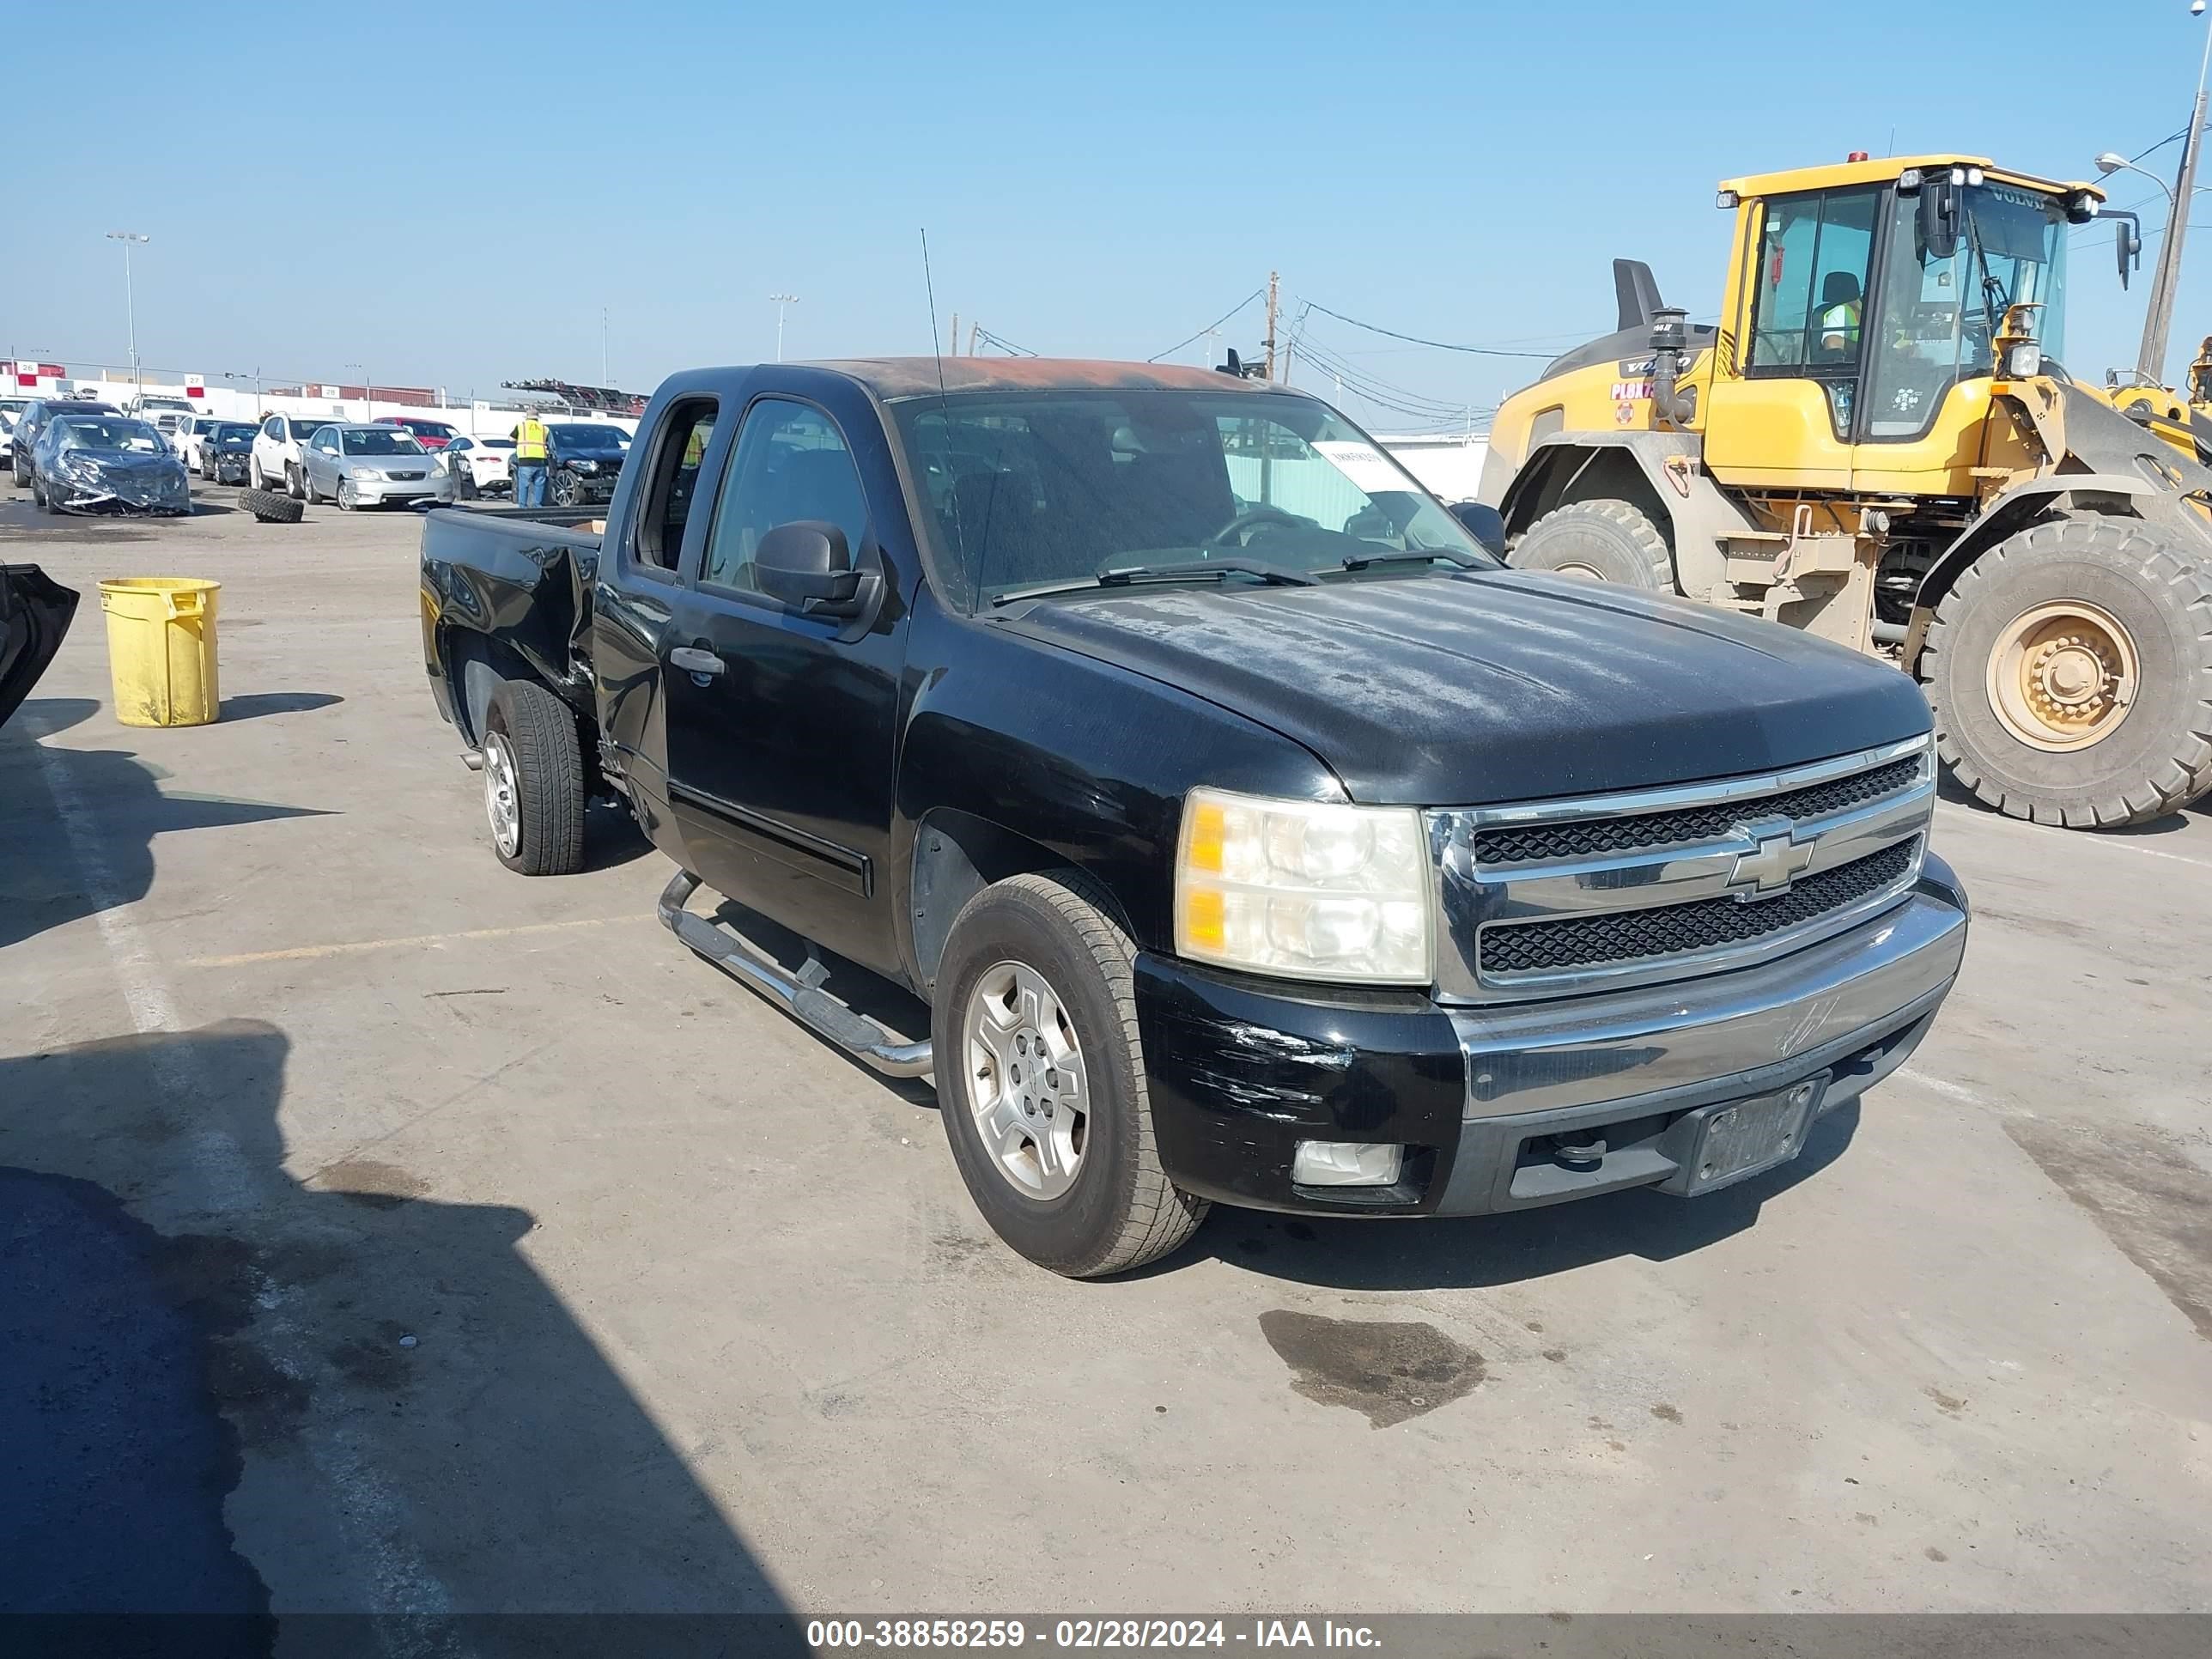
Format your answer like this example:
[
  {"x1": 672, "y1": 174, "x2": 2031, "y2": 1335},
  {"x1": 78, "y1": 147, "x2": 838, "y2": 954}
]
[{"x1": 1450, "y1": 877, "x2": 1966, "y2": 1120}]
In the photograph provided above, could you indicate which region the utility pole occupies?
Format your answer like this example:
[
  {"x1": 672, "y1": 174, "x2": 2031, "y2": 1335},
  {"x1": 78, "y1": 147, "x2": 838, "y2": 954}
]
[
  {"x1": 1263, "y1": 270, "x2": 1279, "y2": 381},
  {"x1": 969, "y1": 321, "x2": 980, "y2": 355},
  {"x1": 949, "y1": 313, "x2": 959, "y2": 356},
  {"x1": 2141, "y1": 6, "x2": 2212, "y2": 383},
  {"x1": 769, "y1": 292, "x2": 799, "y2": 362}
]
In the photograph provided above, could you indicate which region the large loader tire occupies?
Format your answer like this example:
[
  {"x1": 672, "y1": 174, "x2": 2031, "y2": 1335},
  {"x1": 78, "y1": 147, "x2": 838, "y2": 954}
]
[
  {"x1": 1508, "y1": 499, "x2": 1675, "y2": 590},
  {"x1": 240, "y1": 489, "x2": 302, "y2": 524},
  {"x1": 1920, "y1": 516, "x2": 2212, "y2": 828}
]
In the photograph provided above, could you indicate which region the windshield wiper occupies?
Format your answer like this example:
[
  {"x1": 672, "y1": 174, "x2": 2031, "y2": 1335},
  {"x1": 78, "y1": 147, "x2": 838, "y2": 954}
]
[
  {"x1": 1340, "y1": 547, "x2": 1485, "y2": 572},
  {"x1": 990, "y1": 557, "x2": 1317, "y2": 606}
]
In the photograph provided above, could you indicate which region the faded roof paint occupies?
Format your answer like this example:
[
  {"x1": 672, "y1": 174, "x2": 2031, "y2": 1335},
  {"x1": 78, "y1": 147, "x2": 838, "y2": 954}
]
[{"x1": 803, "y1": 356, "x2": 1281, "y2": 401}]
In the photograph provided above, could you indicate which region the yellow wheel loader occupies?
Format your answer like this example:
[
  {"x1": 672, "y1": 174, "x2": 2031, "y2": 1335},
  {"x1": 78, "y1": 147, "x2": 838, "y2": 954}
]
[{"x1": 1479, "y1": 155, "x2": 2212, "y2": 829}]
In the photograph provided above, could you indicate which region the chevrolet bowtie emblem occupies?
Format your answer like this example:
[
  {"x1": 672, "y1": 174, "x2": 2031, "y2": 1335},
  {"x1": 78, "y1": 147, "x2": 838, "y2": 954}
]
[{"x1": 1726, "y1": 817, "x2": 1815, "y2": 899}]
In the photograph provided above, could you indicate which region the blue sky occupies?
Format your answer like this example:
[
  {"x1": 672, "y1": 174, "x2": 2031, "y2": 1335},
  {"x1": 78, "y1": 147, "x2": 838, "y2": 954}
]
[{"x1": 8, "y1": 0, "x2": 2211, "y2": 428}]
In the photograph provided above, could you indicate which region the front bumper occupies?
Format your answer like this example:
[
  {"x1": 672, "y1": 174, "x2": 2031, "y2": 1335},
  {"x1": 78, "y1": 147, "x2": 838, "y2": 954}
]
[
  {"x1": 1135, "y1": 854, "x2": 1968, "y2": 1218},
  {"x1": 352, "y1": 477, "x2": 438, "y2": 505},
  {"x1": 44, "y1": 476, "x2": 190, "y2": 516}
]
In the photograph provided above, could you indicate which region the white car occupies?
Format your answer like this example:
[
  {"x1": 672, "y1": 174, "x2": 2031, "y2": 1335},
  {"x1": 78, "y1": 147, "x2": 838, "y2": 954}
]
[
  {"x1": 145, "y1": 409, "x2": 196, "y2": 455},
  {"x1": 436, "y1": 434, "x2": 514, "y2": 500},
  {"x1": 249, "y1": 412, "x2": 335, "y2": 496},
  {"x1": 176, "y1": 414, "x2": 231, "y2": 471}
]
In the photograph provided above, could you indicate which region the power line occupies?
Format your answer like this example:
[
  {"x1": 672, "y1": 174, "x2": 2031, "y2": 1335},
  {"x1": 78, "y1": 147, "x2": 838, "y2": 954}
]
[
  {"x1": 971, "y1": 325, "x2": 1036, "y2": 356},
  {"x1": 1297, "y1": 299, "x2": 1560, "y2": 359},
  {"x1": 1146, "y1": 289, "x2": 1263, "y2": 362}
]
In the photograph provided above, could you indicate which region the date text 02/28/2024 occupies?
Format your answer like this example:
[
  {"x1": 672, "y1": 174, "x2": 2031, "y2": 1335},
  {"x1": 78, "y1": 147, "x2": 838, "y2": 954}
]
[{"x1": 805, "y1": 1620, "x2": 1382, "y2": 1650}]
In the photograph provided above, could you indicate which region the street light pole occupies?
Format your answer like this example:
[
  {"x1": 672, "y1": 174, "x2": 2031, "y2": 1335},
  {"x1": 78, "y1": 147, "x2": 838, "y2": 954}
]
[
  {"x1": 769, "y1": 292, "x2": 799, "y2": 362},
  {"x1": 345, "y1": 362, "x2": 369, "y2": 421},
  {"x1": 106, "y1": 232, "x2": 148, "y2": 387},
  {"x1": 2131, "y1": 3, "x2": 2212, "y2": 383}
]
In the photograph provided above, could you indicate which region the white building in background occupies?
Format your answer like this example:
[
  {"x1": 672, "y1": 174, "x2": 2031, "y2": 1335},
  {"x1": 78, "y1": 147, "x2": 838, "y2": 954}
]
[{"x1": 1376, "y1": 432, "x2": 1488, "y2": 503}]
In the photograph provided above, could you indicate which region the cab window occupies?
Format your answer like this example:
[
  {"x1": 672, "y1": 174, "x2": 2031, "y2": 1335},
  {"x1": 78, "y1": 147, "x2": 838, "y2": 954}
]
[
  {"x1": 700, "y1": 399, "x2": 869, "y2": 597},
  {"x1": 1747, "y1": 187, "x2": 1881, "y2": 373},
  {"x1": 634, "y1": 397, "x2": 718, "y2": 572}
]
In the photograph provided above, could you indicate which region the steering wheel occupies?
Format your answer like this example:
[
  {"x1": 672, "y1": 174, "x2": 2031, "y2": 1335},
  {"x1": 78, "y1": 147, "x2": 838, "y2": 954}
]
[{"x1": 1208, "y1": 504, "x2": 1304, "y2": 546}]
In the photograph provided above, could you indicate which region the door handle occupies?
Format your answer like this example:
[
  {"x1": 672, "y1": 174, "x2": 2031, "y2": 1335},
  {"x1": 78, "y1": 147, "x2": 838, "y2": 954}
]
[{"x1": 669, "y1": 646, "x2": 725, "y2": 676}]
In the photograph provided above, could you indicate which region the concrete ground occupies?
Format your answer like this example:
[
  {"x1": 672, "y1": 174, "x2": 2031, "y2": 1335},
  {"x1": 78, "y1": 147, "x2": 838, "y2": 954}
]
[{"x1": 2, "y1": 482, "x2": 2208, "y2": 1626}]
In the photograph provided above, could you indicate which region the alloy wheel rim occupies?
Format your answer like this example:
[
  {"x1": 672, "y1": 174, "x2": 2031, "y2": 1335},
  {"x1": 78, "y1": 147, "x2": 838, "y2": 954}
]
[
  {"x1": 483, "y1": 733, "x2": 521, "y2": 855},
  {"x1": 961, "y1": 959, "x2": 1090, "y2": 1199},
  {"x1": 1985, "y1": 599, "x2": 2139, "y2": 752}
]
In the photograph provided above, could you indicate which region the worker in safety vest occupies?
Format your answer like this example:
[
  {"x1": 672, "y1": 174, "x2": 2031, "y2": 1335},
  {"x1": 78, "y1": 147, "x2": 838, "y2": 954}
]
[
  {"x1": 513, "y1": 414, "x2": 551, "y2": 507},
  {"x1": 1817, "y1": 271, "x2": 1863, "y2": 360}
]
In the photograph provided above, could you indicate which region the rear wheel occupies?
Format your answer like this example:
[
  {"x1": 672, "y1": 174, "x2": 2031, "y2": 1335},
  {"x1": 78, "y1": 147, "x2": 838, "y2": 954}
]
[
  {"x1": 481, "y1": 678, "x2": 586, "y2": 875},
  {"x1": 1921, "y1": 516, "x2": 2212, "y2": 827},
  {"x1": 932, "y1": 873, "x2": 1207, "y2": 1278},
  {"x1": 1508, "y1": 499, "x2": 1675, "y2": 590}
]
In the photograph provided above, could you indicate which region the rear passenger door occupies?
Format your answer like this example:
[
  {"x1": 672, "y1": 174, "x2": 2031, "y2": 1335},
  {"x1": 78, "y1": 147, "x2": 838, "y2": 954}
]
[{"x1": 659, "y1": 391, "x2": 909, "y2": 977}]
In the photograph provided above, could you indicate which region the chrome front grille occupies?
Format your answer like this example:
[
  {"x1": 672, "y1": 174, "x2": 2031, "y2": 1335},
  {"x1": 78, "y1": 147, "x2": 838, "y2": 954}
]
[
  {"x1": 1469, "y1": 755, "x2": 1924, "y2": 866},
  {"x1": 1428, "y1": 737, "x2": 1934, "y2": 1001}
]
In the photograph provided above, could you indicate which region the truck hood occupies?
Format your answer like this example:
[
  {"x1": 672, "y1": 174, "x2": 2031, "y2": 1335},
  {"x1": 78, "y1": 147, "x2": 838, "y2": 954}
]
[
  {"x1": 0, "y1": 564, "x2": 79, "y2": 729},
  {"x1": 997, "y1": 571, "x2": 1931, "y2": 805}
]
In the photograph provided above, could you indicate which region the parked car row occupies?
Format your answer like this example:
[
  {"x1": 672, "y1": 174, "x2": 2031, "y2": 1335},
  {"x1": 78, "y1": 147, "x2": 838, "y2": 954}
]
[{"x1": 7, "y1": 388, "x2": 625, "y2": 517}]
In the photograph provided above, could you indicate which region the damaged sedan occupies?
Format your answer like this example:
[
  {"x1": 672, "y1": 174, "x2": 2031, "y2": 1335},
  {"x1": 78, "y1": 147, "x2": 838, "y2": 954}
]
[{"x1": 30, "y1": 415, "x2": 190, "y2": 516}]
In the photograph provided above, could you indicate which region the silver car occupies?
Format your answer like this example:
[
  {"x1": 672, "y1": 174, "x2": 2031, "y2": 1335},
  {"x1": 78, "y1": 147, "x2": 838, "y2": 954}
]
[{"x1": 299, "y1": 423, "x2": 439, "y2": 510}]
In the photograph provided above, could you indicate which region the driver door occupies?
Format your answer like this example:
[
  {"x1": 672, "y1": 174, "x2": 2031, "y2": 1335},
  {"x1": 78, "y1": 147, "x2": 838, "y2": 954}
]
[{"x1": 1703, "y1": 185, "x2": 1880, "y2": 489}]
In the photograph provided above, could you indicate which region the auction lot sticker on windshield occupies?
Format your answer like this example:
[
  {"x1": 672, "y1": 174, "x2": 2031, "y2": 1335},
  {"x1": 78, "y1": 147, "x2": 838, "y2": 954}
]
[{"x1": 1310, "y1": 440, "x2": 1404, "y2": 491}]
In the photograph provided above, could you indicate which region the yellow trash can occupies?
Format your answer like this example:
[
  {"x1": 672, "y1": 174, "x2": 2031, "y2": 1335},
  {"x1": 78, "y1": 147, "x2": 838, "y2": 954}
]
[{"x1": 99, "y1": 578, "x2": 222, "y2": 727}]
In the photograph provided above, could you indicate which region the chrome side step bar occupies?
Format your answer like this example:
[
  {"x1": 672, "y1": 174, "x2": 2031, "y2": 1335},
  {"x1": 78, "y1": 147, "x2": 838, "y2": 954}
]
[{"x1": 656, "y1": 869, "x2": 934, "y2": 1079}]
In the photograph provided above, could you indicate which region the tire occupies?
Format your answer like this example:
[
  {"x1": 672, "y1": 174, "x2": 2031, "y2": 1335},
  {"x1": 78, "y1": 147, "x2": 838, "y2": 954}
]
[
  {"x1": 1920, "y1": 515, "x2": 2212, "y2": 828},
  {"x1": 1509, "y1": 499, "x2": 1675, "y2": 590},
  {"x1": 302, "y1": 467, "x2": 322, "y2": 505},
  {"x1": 240, "y1": 488, "x2": 302, "y2": 525},
  {"x1": 286, "y1": 462, "x2": 306, "y2": 501},
  {"x1": 249, "y1": 457, "x2": 265, "y2": 491},
  {"x1": 550, "y1": 468, "x2": 579, "y2": 507},
  {"x1": 32, "y1": 475, "x2": 52, "y2": 513},
  {"x1": 481, "y1": 678, "x2": 586, "y2": 876},
  {"x1": 932, "y1": 873, "x2": 1208, "y2": 1278},
  {"x1": 336, "y1": 478, "x2": 356, "y2": 512}
]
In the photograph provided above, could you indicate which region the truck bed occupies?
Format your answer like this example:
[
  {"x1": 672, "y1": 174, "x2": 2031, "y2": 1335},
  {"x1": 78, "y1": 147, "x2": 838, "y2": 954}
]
[{"x1": 420, "y1": 505, "x2": 605, "y2": 719}]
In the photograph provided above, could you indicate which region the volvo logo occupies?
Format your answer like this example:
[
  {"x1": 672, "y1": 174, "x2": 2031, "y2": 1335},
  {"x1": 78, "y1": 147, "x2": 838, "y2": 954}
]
[{"x1": 1726, "y1": 816, "x2": 1815, "y2": 900}]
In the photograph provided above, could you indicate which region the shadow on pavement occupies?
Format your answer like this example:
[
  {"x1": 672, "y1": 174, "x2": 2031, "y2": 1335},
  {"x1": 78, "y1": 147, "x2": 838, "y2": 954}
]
[
  {"x1": 1168, "y1": 1102, "x2": 1862, "y2": 1291},
  {"x1": 0, "y1": 1019, "x2": 799, "y2": 1652},
  {"x1": 213, "y1": 692, "x2": 343, "y2": 722},
  {"x1": 0, "y1": 697, "x2": 333, "y2": 951}
]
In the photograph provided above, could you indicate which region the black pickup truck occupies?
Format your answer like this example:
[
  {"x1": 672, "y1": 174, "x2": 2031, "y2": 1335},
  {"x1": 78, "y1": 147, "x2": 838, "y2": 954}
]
[{"x1": 420, "y1": 358, "x2": 1968, "y2": 1276}]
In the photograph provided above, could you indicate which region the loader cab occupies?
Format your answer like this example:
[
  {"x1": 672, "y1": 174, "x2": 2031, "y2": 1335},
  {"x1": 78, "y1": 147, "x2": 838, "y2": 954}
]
[{"x1": 1704, "y1": 156, "x2": 2097, "y2": 495}]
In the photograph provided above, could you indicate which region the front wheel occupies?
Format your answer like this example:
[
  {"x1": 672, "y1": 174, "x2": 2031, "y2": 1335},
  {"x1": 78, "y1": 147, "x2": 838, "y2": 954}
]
[
  {"x1": 336, "y1": 477, "x2": 357, "y2": 512},
  {"x1": 932, "y1": 873, "x2": 1207, "y2": 1278},
  {"x1": 286, "y1": 463, "x2": 305, "y2": 501},
  {"x1": 1921, "y1": 516, "x2": 2212, "y2": 827},
  {"x1": 481, "y1": 678, "x2": 586, "y2": 875},
  {"x1": 1509, "y1": 499, "x2": 1675, "y2": 590},
  {"x1": 550, "y1": 468, "x2": 580, "y2": 507}
]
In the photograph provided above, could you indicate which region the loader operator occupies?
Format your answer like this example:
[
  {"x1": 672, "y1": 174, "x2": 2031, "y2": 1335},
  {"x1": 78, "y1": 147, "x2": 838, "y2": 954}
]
[
  {"x1": 1818, "y1": 272, "x2": 1863, "y2": 360},
  {"x1": 513, "y1": 414, "x2": 550, "y2": 507}
]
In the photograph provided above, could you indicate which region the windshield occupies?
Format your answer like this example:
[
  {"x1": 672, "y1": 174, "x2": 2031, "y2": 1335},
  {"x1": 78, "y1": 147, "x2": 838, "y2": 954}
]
[
  {"x1": 1863, "y1": 181, "x2": 2069, "y2": 440},
  {"x1": 397, "y1": 420, "x2": 455, "y2": 439},
  {"x1": 214, "y1": 423, "x2": 256, "y2": 441},
  {"x1": 480, "y1": 437, "x2": 516, "y2": 451},
  {"x1": 341, "y1": 428, "x2": 422, "y2": 455},
  {"x1": 553, "y1": 425, "x2": 627, "y2": 448},
  {"x1": 285, "y1": 420, "x2": 326, "y2": 440},
  {"x1": 890, "y1": 387, "x2": 1489, "y2": 608},
  {"x1": 58, "y1": 419, "x2": 169, "y2": 454}
]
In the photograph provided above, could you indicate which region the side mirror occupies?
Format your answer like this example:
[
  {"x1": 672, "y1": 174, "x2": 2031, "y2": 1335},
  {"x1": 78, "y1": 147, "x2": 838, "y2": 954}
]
[
  {"x1": 755, "y1": 520, "x2": 878, "y2": 617},
  {"x1": 1449, "y1": 501, "x2": 1507, "y2": 556},
  {"x1": 2100, "y1": 208, "x2": 2143, "y2": 289},
  {"x1": 1918, "y1": 177, "x2": 1960, "y2": 262}
]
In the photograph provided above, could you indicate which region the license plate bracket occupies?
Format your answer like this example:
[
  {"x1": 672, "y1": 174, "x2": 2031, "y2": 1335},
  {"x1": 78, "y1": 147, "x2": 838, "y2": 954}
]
[{"x1": 1661, "y1": 1073, "x2": 1827, "y2": 1196}]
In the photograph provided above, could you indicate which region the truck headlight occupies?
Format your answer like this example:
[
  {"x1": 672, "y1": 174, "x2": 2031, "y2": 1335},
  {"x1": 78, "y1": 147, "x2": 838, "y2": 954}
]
[{"x1": 1175, "y1": 788, "x2": 1432, "y2": 985}]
